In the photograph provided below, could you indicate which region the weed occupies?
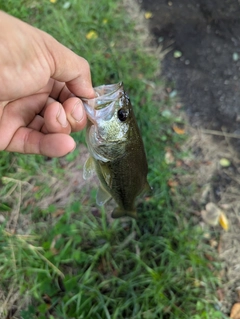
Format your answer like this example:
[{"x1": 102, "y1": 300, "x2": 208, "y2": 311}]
[{"x1": 0, "y1": 0, "x2": 224, "y2": 318}]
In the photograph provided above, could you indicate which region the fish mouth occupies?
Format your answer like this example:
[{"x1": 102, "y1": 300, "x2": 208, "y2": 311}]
[
  {"x1": 94, "y1": 82, "x2": 123, "y2": 102},
  {"x1": 82, "y1": 82, "x2": 124, "y2": 123}
]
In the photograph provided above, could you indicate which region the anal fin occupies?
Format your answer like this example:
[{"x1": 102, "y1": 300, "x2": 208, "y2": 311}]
[{"x1": 96, "y1": 186, "x2": 112, "y2": 206}]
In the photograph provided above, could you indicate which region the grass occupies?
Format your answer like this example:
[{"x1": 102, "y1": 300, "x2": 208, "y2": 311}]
[{"x1": 0, "y1": 0, "x2": 226, "y2": 318}]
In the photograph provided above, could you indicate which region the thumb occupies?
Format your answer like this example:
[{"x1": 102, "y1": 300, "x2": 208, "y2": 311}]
[{"x1": 43, "y1": 32, "x2": 95, "y2": 99}]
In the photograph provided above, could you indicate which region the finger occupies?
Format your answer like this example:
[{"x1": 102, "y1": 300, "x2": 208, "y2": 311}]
[
  {"x1": 43, "y1": 97, "x2": 87, "y2": 133},
  {"x1": 5, "y1": 127, "x2": 76, "y2": 157},
  {"x1": 0, "y1": 96, "x2": 45, "y2": 150},
  {"x1": 43, "y1": 100, "x2": 71, "y2": 134},
  {"x1": 50, "y1": 81, "x2": 74, "y2": 102},
  {"x1": 28, "y1": 114, "x2": 45, "y2": 131},
  {"x1": 43, "y1": 32, "x2": 96, "y2": 99},
  {"x1": 63, "y1": 97, "x2": 87, "y2": 132}
]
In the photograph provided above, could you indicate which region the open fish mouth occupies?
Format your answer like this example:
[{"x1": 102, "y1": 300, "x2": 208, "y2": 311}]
[
  {"x1": 93, "y1": 82, "x2": 123, "y2": 103},
  {"x1": 82, "y1": 82, "x2": 124, "y2": 123}
]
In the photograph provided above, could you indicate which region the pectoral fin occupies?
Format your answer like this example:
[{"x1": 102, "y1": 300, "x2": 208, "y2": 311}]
[
  {"x1": 83, "y1": 157, "x2": 95, "y2": 180},
  {"x1": 99, "y1": 163, "x2": 112, "y2": 187},
  {"x1": 97, "y1": 186, "x2": 112, "y2": 206},
  {"x1": 111, "y1": 208, "x2": 137, "y2": 219}
]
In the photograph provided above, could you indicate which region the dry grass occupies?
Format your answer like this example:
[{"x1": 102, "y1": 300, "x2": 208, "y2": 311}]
[{"x1": 181, "y1": 126, "x2": 240, "y2": 314}]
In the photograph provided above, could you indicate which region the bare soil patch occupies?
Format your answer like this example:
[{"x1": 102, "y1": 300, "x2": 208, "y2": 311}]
[{"x1": 138, "y1": 0, "x2": 240, "y2": 315}]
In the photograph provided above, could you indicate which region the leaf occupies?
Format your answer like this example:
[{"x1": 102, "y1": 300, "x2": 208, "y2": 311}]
[
  {"x1": 202, "y1": 202, "x2": 229, "y2": 230},
  {"x1": 167, "y1": 179, "x2": 178, "y2": 188},
  {"x1": 219, "y1": 212, "x2": 229, "y2": 231},
  {"x1": 161, "y1": 109, "x2": 172, "y2": 118},
  {"x1": 144, "y1": 12, "x2": 153, "y2": 19},
  {"x1": 169, "y1": 90, "x2": 177, "y2": 98},
  {"x1": 216, "y1": 288, "x2": 224, "y2": 302},
  {"x1": 230, "y1": 303, "x2": 240, "y2": 319},
  {"x1": 202, "y1": 202, "x2": 221, "y2": 226},
  {"x1": 173, "y1": 50, "x2": 182, "y2": 58},
  {"x1": 173, "y1": 124, "x2": 185, "y2": 135},
  {"x1": 86, "y1": 30, "x2": 98, "y2": 40},
  {"x1": 201, "y1": 210, "x2": 218, "y2": 226},
  {"x1": 52, "y1": 209, "x2": 65, "y2": 218},
  {"x1": 219, "y1": 158, "x2": 231, "y2": 167},
  {"x1": 0, "y1": 203, "x2": 11, "y2": 211},
  {"x1": 62, "y1": 1, "x2": 71, "y2": 9},
  {"x1": 233, "y1": 53, "x2": 239, "y2": 62},
  {"x1": 165, "y1": 150, "x2": 174, "y2": 164}
]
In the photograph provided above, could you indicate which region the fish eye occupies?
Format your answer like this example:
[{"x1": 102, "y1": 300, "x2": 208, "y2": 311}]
[{"x1": 117, "y1": 108, "x2": 129, "y2": 122}]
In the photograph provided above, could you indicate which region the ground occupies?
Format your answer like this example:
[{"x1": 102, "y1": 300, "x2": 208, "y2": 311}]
[
  {"x1": 139, "y1": 0, "x2": 240, "y2": 315},
  {"x1": 140, "y1": 0, "x2": 240, "y2": 133},
  {"x1": 1, "y1": 0, "x2": 240, "y2": 317}
]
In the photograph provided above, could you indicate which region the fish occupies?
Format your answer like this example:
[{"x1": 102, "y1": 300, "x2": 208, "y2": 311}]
[{"x1": 82, "y1": 82, "x2": 150, "y2": 218}]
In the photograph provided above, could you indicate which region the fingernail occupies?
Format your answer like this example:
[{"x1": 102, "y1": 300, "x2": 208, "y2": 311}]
[
  {"x1": 57, "y1": 104, "x2": 68, "y2": 127},
  {"x1": 71, "y1": 102, "x2": 84, "y2": 122}
]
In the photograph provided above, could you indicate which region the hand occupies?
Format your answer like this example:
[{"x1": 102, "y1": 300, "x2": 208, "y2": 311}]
[{"x1": 0, "y1": 11, "x2": 95, "y2": 157}]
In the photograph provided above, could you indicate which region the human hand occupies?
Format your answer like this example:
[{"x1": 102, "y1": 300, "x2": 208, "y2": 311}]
[{"x1": 0, "y1": 11, "x2": 95, "y2": 157}]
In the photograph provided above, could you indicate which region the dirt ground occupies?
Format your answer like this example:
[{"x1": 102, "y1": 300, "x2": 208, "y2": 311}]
[{"x1": 138, "y1": 0, "x2": 240, "y2": 316}]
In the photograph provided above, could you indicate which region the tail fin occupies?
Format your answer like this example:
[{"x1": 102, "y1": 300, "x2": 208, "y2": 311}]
[{"x1": 111, "y1": 208, "x2": 137, "y2": 219}]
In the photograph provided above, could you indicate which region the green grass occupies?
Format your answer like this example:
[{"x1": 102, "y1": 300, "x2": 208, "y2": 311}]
[{"x1": 0, "y1": 0, "x2": 225, "y2": 318}]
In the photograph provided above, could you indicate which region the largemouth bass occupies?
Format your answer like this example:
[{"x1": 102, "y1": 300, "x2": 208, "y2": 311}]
[{"x1": 82, "y1": 82, "x2": 150, "y2": 218}]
